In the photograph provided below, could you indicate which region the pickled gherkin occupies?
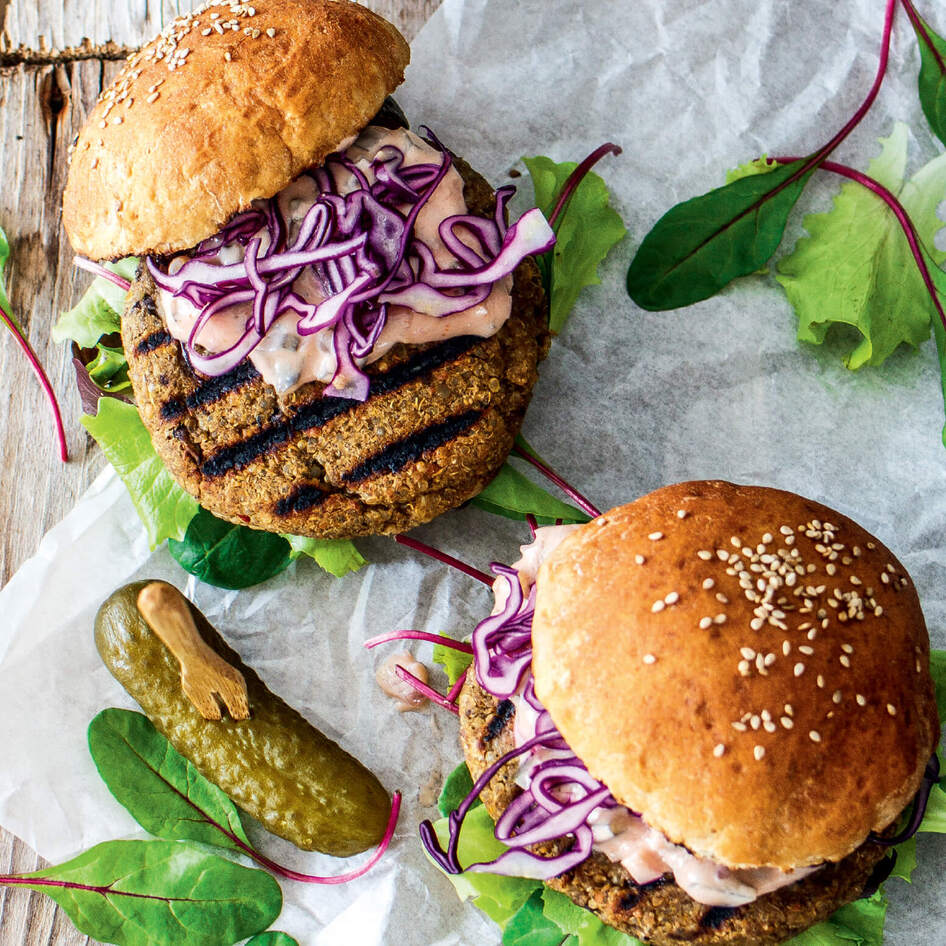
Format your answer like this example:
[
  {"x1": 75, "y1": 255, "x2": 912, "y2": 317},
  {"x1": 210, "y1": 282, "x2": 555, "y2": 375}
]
[{"x1": 95, "y1": 581, "x2": 390, "y2": 856}]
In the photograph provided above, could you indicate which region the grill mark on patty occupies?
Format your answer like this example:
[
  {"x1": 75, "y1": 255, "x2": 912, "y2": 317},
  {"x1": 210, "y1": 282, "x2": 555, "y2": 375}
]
[
  {"x1": 340, "y1": 409, "x2": 482, "y2": 484},
  {"x1": 135, "y1": 329, "x2": 174, "y2": 356},
  {"x1": 699, "y1": 906, "x2": 739, "y2": 930},
  {"x1": 161, "y1": 360, "x2": 261, "y2": 421},
  {"x1": 197, "y1": 336, "x2": 486, "y2": 479},
  {"x1": 274, "y1": 483, "x2": 330, "y2": 517},
  {"x1": 484, "y1": 698, "x2": 515, "y2": 742}
]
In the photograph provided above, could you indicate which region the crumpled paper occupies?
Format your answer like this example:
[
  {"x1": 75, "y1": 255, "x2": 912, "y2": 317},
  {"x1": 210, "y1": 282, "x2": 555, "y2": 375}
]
[{"x1": 2, "y1": 0, "x2": 945, "y2": 942}]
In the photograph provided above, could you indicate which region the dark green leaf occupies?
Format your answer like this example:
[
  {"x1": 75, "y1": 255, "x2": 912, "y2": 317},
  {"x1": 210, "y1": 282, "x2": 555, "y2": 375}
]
[
  {"x1": 432, "y1": 637, "x2": 473, "y2": 687},
  {"x1": 168, "y1": 507, "x2": 292, "y2": 589},
  {"x1": 88, "y1": 709, "x2": 250, "y2": 853},
  {"x1": 87, "y1": 344, "x2": 131, "y2": 392},
  {"x1": 438, "y1": 760, "x2": 478, "y2": 817},
  {"x1": 523, "y1": 156, "x2": 626, "y2": 332},
  {"x1": 245, "y1": 934, "x2": 300, "y2": 946},
  {"x1": 16, "y1": 839, "x2": 281, "y2": 946},
  {"x1": 627, "y1": 159, "x2": 813, "y2": 310},
  {"x1": 908, "y1": 10, "x2": 946, "y2": 148},
  {"x1": 503, "y1": 889, "x2": 568, "y2": 946},
  {"x1": 472, "y1": 461, "x2": 589, "y2": 525}
]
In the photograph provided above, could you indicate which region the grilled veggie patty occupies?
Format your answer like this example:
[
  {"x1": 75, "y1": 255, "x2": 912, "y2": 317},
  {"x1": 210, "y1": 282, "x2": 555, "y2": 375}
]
[
  {"x1": 122, "y1": 157, "x2": 549, "y2": 538},
  {"x1": 458, "y1": 676, "x2": 891, "y2": 946}
]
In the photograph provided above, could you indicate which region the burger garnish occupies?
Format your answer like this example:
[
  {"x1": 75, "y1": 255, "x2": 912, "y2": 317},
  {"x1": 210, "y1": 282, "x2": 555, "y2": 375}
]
[{"x1": 410, "y1": 481, "x2": 942, "y2": 944}]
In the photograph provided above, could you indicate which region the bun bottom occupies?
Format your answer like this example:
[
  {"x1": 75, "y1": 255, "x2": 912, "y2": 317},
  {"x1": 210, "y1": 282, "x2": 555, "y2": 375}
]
[{"x1": 458, "y1": 676, "x2": 891, "y2": 946}]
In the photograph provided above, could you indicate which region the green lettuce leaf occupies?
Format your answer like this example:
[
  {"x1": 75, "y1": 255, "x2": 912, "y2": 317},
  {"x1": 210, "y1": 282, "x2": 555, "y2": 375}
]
[
  {"x1": 53, "y1": 258, "x2": 138, "y2": 347},
  {"x1": 433, "y1": 638, "x2": 474, "y2": 687},
  {"x1": 81, "y1": 398, "x2": 199, "y2": 547},
  {"x1": 789, "y1": 892, "x2": 888, "y2": 945},
  {"x1": 890, "y1": 840, "x2": 917, "y2": 883},
  {"x1": 504, "y1": 890, "x2": 573, "y2": 946},
  {"x1": 523, "y1": 155, "x2": 626, "y2": 332},
  {"x1": 776, "y1": 124, "x2": 946, "y2": 368},
  {"x1": 283, "y1": 534, "x2": 366, "y2": 577},
  {"x1": 541, "y1": 888, "x2": 641, "y2": 945},
  {"x1": 725, "y1": 155, "x2": 780, "y2": 184}
]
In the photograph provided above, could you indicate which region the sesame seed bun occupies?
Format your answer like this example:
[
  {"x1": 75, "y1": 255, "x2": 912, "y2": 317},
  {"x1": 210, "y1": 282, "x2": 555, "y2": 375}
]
[
  {"x1": 531, "y1": 480, "x2": 940, "y2": 871},
  {"x1": 63, "y1": 0, "x2": 409, "y2": 260}
]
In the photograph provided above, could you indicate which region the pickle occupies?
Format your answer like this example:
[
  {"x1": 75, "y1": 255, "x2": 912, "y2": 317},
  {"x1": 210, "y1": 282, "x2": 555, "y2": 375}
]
[{"x1": 95, "y1": 581, "x2": 390, "y2": 856}]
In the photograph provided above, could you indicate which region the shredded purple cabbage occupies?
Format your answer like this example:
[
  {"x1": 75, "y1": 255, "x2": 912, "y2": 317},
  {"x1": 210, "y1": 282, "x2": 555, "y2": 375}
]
[{"x1": 147, "y1": 129, "x2": 555, "y2": 400}]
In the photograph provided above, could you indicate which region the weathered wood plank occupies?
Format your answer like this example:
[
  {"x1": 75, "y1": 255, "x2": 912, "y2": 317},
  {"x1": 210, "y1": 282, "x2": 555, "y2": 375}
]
[
  {"x1": 0, "y1": 4, "x2": 439, "y2": 944},
  {"x1": 3, "y1": 0, "x2": 441, "y2": 54}
]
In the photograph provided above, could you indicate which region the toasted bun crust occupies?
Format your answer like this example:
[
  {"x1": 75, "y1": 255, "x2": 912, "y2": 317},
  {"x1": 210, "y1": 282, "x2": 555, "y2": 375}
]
[
  {"x1": 531, "y1": 481, "x2": 940, "y2": 871},
  {"x1": 63, "y1": 0, "x2": 409, "y2": 259}
]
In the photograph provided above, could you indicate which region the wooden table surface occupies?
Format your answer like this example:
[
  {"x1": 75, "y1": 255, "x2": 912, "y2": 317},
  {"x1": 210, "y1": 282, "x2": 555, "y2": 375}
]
[{"x1": 0, "y1": 2, "x2": 440, "y2": 943}]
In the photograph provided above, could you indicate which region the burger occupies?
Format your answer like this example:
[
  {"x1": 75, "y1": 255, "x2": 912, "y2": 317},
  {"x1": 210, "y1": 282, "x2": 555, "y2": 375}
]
[
  {"x1": 425, "y1": 480, "x2": 942, "y2": 944},
  {"x1": 61, "y1": 0, "x2": 552, "y2": 540}
]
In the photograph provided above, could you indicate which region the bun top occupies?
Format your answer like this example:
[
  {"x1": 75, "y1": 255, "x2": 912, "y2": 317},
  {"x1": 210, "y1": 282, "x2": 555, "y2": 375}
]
[
  {"x1": 531, "y1": 480, "x2": 940, "y2": 870},
  {"x1": 63, "y1": 0, "x2": 410, "y2": 260}
]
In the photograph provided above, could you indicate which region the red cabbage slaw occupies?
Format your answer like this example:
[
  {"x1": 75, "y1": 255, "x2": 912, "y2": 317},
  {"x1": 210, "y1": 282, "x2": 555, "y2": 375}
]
[
  {"x1": 146, "y1": 128, "x2": 555, "y2": 400},
  {"x1": 420, "y1": 561, "x2": 942, "y2": 883}
]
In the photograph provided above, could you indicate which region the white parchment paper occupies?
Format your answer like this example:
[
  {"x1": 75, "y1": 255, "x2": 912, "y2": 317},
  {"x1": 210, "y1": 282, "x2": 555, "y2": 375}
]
[{"x1": 2, "y1": 0, "x2": 946, "y2": 942}]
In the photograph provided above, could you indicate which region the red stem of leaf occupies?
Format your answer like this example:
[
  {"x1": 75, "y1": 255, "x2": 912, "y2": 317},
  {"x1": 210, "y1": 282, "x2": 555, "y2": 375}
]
[
  {"x1": 901, "y1": 0, "x2": 946, "y2": 75},
  {"x1": 393, "y1": 533, "x2": 493, "y2": 586},
  {"x1": 73, "y1": 256, "x2": 132, "y2": 292},
  {"x1": 363, "y1": 629, "x2": 473, "y2": 653},
  {"x1": 511, "y1": 444, "x2": 601, "y2": 518},
  {"x1": 394, "y1": 664, "x2": 459, "y2": 715},
  {"x1": 773, "y1": 156, "x2": 946, "y2": 334},
  {"x1": 0, "y1": 304, "x2": 68, "y2": 462},
  {"x1": 230, "y1": 791, "x2": 403, "y2": 884},
  {"x1": 446, "y1": 668, "x2": 469, "y2": 705},
  {"x1": 525, "y1": 513, "x2": 538, "y2": 537},
  {"x1": 547, "y1": 142, "x2": 623, "y2": 227}
]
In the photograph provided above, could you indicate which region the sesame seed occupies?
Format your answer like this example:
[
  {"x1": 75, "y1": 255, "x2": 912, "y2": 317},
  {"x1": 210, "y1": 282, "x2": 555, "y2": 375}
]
[
  {"x1": 841, "y1": 643, "x2": 854, "y2": 654},
  {"x1": 635, "y1": 554, "x2": 645, "y2": 565},
  {"x1": 850, "y1": 576, "x2": 862, "y2": 585},
  {"x1": 781, "y1": 716, "x2": 794, "y2": 729},
  {"x1": 716, "y1": 549, "x2": 730, "y2": 562},
  {"x1": 856, "y1": 694, "x2": 867, "y2": 706},
  {"x1": 809, "y1": 730, "x2": 822, "y2": 743},
  {"x1": 731, "y1": 536, "x2": 742, "y2": 547},
  {"x1": 784, "y1": 703, "x2": 794, "y2": 716},
  {"x1": 881, "y1": 572, "x2": 890, "y2": 584},
  {"x1": 763, "y1": 720, "x2": 776, "y2": 732},
  {"x1": 782, "y1": 640, "x2": 791, "y2": 656},
  {"x1": 714, "y1": 614, "x2": 727, "y2": 624},
  {"x1": 664, "y1": 592, "x2": 679, "y2": 605},
  {"x1": 762, "y1": 532, "x2": 773, "y2": 544},
  {"x1": 643, "y1": 653, "x2": 656, "y2": 665},
  {"x1": 732, "y1": 721, "x2": 748, "y2": 732},
  {"x1": 111, "y1": 116, "x2": 123, "y2": 125},
  {"x1": 740, "y1": 647, "x2": 756, "y2": 660},
  {"x1": 703, "y1": 578, "x2": 715, "y2": 589},
  {"x1": 764, "y1": 653, "x2": 776, "y2": 666},
  {"x1": 651, "y1": 600, "x2": 665, "y2": 613},
  {"x1": 794, "y1": 662, "x2": 805, "y2": 677},
  {"x1": 750, "y1": 617, "x2": 764, "y2": 631},
  {"x1": 817, "y1": 674, "x2": 825, "y2": 688},
  {"x1": 798, "y1": 645, "x2": 814, "y2": 656},
  {"x1": 826, "y1": 563, "x2": 837, "y2": 576},
  {"x1": 832, "y1": 690, "x2": 842, "y2": 704},
  {"x1": 648, "y1": 532, "x2": 664, "y2": 541},
  {"x1": 738, "y1": 660, "x2": 751, "y2": 675},
  {"x1": 147, "y1": 91, "x2": 160, "y2": 103},
  {"x1": 887, "y1": 703, "x2": 897, "y2": 716},
  {"x1": 874, "y1": 605, "x2": 884, "y2": 617},
  {"x1": 713, "y1": 743, "x2": 726, "y2": 757},
  {"x1": 754, "y1": 745, "x2": 765, "y2": 760},
  {"x1": 780, "y1": 525, "x2": 794, "y2": 535},
  {"x1": 224, "y1": 50, "x2": 232, "y2": 61},
  {"x1": 750, "y1": 715, "x2": 761, "y2": 729},
  {"x1": 700, "y1": 617, "x2": 713, "y2": 630},
  {"x1": 266, "y1": 27, "x2": 276, "y2": 37},
  {"x1": 840, "y1": 655, "x2": 851, "y2": 668},
  {"x1": 698, "y1": 550, "x2": 713, "y2": 561},
  {"x1": 716, "y1": 592, "x2": 729, "y2": 604}
]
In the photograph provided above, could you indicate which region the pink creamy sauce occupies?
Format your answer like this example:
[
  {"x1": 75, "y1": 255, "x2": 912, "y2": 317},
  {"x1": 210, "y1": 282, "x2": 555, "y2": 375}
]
[
  {"x1": 376, "y1": 651, "x2": 430, "y2": 712},
  {"x1": 158, "y1": 127, "x2": 513, "y2": 394},
  {"x1": 502, "y1": 526, "x2": 819, "y2": 908}
]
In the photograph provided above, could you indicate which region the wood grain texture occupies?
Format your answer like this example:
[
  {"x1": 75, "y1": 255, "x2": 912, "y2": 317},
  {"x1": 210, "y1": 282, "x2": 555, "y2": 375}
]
[{"x1": 0, "y1": 4, "x2": 440, "y2": 944}]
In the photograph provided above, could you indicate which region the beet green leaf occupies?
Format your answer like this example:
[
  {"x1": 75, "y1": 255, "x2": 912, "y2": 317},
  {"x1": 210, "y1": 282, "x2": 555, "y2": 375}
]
[
  {"x1": 88, "y1": 709, "x2": 250, "y2": 853},
  {"x1": 776, "y1": 125, "x2": 946, "y2": 368},
  {"x1": 905, "y1": 5, "x2": 946, "y2": 148},
  {"x1": 627, "y1": 158, "x2": 813, "y2": 310},
  {"x1": 10, "y1": 840, "x2": 281, "y2": 946},
  {"x1": 246, "y1": 934, "x2": 300, "y2": 946},
  {"x1": 472, "y1": 461, "x2": 589, "y2": 525},
  {"x1": 523, "y1": 155, "x2": 626, "y2": 332}
]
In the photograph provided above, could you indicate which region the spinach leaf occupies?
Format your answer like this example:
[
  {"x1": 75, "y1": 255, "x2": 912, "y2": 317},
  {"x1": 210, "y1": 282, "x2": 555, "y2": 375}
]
[
  {"x1": 246, "y1": 935, "x2": 300, "y2": 946},
  {"x1": 168, "y1": 507, "x2": 292, "y2": 589},
  {"x1": 905, "y1": 5, "x2": 946, "y2": 149},
  {"x1": 471, "y1": 461, "x2": 589, "y2": 525},
  {"x1": 8, "y1": 840, "x2": 281, "y2": 946},
  {"x1": 503, "y1": 889, "x2": 571, "y2": 946},
  {"x1": 438, "y1": 760, "x2": 477, "y2": 818},
  {"x1": 88, "y1": 709, "x2": 250, "y2": 853},
  {"x1": 82, "y1": 397, "x2": 200, "y2": 547},
  {"x1": 627, "y1": 159, "x2": 813, "y2": 310},
  {"x1": 283, "y1": 533, "x2": 366, "y2": 577},
  {"x1": 523, "y1": 155, "x2": 626, "y2": 332}
]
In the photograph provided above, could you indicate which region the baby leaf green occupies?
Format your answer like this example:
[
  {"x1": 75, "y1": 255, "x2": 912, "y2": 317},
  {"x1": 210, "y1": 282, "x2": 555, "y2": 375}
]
[
  {"x1": 627, "y1": 158, "x2": 813, "y2": 310},
  {"x1": 88, "y1": 709, "x2": 250, "y2": 853},
  {"x1": 776, "y1": 125, "x2": 946, "y2": 368},
  {"x1": 432, "y1": 638, "x2": 474, "y2": 689},
  {"x1": 523, "y1": 156, "x2": 626, "y2": 332},
  {"x1": 245, "y1": 934, "x2": 300, "y2": 946},
  {"x1": 283, "y1": 533, "x2": 366, "y2": 577},
  {"x1": 438, "y1": 760, "x2": 477, "y2": 818},
  {"x1": 53, "y1": 258, "x2": 138, "y2": 347},
  {"x1": 168, "y1": 507, "x2": 292, "y2": 589},
  {"x1": 82, "y1": 398, "x2": 200, "y2": 547},
  {"x1": 472, "y1": 461, "x2": 589, "y2": 525},
  {"x1": 12, "y1": 839, "x2": 281, "y2": 946},
  {"x1": 503, "y1": 889, "x2": 572, "y2": 946},
  {"x1": 907, "y1": 8, "x2": 946, "y2": 149}
]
